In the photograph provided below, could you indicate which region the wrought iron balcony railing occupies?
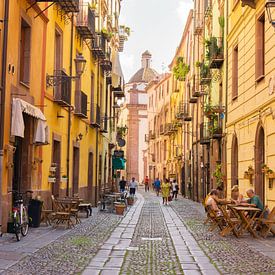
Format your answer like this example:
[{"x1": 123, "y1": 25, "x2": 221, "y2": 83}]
[
  {"x1": 100, "y1": 112, "x2": 108, "y2": 133},
  {"x1": 76, "y1": 4, "x2": 96, "y2": 39},
  {"x1": 209, "y1": 37, "x2": 224, "y2": 69},
  {"x1": 74, "y1": 90, "x2": 88, "y2": 118},
  {"x1": 112, "y1": 86, "x2": 125, "y2": 98},
  {"x1": 100, "y1": 50, "x2": 112, "y2": 72},
  {"x1": 194, "y1": 13, "x2": 204, "y2": 35},
  {"x1": 37, "y1": 0, "x2": 80, "y2": 13},
  {"x1": 200, "y1": 62, "x2": 212, "y2": 85},
  {"x1": 92, "y1": 35, "x2": 106, "y2": 59},
  {"x1": 53, "y1": 70, "x2": 71, "y2": 107},
  {"x1": 200, "y1": 123, "x2": 211, "y2": 145},
  {"x1": 90, "y1": 103, "x2": 101, "y2": 128}
]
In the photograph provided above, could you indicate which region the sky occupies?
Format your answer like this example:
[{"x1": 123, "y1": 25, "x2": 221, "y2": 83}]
[{"x1": 119, "y1": 0, "x2": 193, "y2": 82}]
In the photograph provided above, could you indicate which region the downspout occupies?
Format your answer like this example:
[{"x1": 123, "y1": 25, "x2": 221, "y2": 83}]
[
  {"x1": 0, "y1": 0, "x2": 10, "y2": 226},
  {"x1": 66, "y1": 15, "x2": 74, "y2": 196}
]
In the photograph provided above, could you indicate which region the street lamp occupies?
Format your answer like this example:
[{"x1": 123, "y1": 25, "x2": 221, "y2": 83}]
[
  {"x1": 74, "y1": 53, "x2": 87, "y2": 76},
  {"x1": 266, "y1": 0, "x2": 275, "y2": 28}
]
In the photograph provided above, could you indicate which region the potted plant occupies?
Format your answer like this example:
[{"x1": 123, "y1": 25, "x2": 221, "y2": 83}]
[
  {"x1": 261, "y1": 164, "x2": 268, "y2": 173},
  {"x1": 117, "y1": 125, "x2": 128, "y2": 138},
  {"x1": 127, "y1": 196, "x2": 134, "y2": 206},
  {"x1": 48, "y1": 175, "x2": 56, "y2": 183},
  {"x1": 213, "y1": 163, "x2": 224, "y2": 189},
  {"x1": 173, "y1": 57, "x2": 190, "y2": 81},
  {"x1": 61, "y1": 175, "x2": 68, "y2": 182},
  {"x1": 114, "y1": 202, "x2": 126, "y2": 215}
]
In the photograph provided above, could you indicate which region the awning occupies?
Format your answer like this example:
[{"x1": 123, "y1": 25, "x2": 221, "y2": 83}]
[
  {"x1": 11, "y1": 98, "x2": 49, "y2": 145},
  {"x1": 112, "y1": 157, "x2": 126, "y2": 170},
  {"x1": 112, "y1": 51, "x2": 124, "y2": 87}
]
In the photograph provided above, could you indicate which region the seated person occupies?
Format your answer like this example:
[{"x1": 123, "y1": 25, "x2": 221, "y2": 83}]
[
  {"x1": 231, "y1": 185, "x2": 244, "y2": 204},
  {"x1": 246, "y1": 189, "x2": 264, "y2": 211},
  {"x1": 206, "y1": 189, "x2": 222, "y2": 215}
]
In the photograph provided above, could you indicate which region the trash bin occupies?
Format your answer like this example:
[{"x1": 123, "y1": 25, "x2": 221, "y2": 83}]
[{"x1": 28, "y1": 199, "x2": 43, "y2": 227}]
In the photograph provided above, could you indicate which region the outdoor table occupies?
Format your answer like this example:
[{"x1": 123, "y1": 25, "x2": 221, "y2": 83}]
[{"x1": 230, "y1": 206, "x2": 261, "y2": 238}]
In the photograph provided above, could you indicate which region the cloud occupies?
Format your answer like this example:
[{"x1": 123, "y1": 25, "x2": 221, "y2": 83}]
[{"x1": 177, "y1": 0, "x2": 193, "y2": 25}]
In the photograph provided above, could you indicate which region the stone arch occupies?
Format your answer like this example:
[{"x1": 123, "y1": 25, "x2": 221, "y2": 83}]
[
  {"x1": 231, "y1": 133, "x2": 238, "y2": 187},
  {"x1": 254, "y1": 122, "x2": 265, "y2": 203}
]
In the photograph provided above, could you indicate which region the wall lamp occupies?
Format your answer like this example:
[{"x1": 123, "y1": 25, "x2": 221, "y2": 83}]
[
  {"x1": 266, "y1": 0, "x2": 275, "y2": 28},
  {"x1": 46, "y1": 53, "x2": 87, "y2": 87}
]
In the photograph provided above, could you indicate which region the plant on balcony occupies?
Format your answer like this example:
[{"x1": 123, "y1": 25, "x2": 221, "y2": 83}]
[
  {"x1": 101, "y1": 28, "x2": 113, "y2": 41},
  {"x1": 204, "y1": 103, "x2": 214, "y2": 117},
  {"x1": 117, "y1": 125, "x2": 128, "y2": 138},
  {"x1": 195, "y1": 61, "x2": 201, "y2": 67},
  {"x1": 200, "y1": 62, "x2": 210, "y2": 79},
  {"x1": 119, "y1": 25, "x2": 131, "y2": 38},
  {"x1": 173, "y1": 57, "x2": 190, "y2": 81}
]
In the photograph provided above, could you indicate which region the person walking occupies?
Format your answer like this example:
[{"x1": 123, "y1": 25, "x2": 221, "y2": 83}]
[
  {"x1": 154, "y1": 177, "x2": 161, "y2": 196},
  {"x1": 119, "y1": 176, "x2": 127, "y2": 193},
  {"x1": 161, "y1": 178, "x2": 171, "y2": 205},
  {"x1": 144, "y1": 176, "x2": 149, "y2": 192},
  {"x1": 171, "y1": 179, "x2": 179, "y2": 200},
  {"x1": 128, "y1": 177, "x2": 138, "y2": 196}
]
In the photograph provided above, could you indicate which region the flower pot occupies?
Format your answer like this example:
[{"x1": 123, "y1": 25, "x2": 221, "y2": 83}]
[
  {"x1": 115, "y1": 204, "x2": 126, "y2": 215},
  {"x1": 48, "y1": 177, "x2": 56, "y2": 183},
  {"x1": 127, "y1": 197, "x2": 134, "y2": 206}
]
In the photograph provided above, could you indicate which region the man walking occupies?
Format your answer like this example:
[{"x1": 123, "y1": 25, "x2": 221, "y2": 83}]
[
  {"x1": 128, "y1": 177, "x2": 138, "y2": 196},
  {"x1": 154, "y1": 177, "x2": 161, "y2": 196},
  {"x1": 119, "y1": 176, "x2": 127, "y2": 192},
  {"x1": 144, "y1": 176, "x2": 149, "y2": 192}
]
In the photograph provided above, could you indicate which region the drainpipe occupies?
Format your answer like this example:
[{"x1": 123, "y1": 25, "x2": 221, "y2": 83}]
[
  {"x1": 66, "y1": 15, "x2": 74, "y2": 197},
  {"x1": 0, "y1": 0, "x2": 9, "y2": 227}
]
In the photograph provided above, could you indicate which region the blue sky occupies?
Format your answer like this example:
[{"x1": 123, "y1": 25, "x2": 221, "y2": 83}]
[{"x1": 119, "y1": 0, "x2": 193, "y2": 82}]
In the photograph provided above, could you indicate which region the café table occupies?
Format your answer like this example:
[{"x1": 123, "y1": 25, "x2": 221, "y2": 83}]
[{"x1": 229, "y1": 206, "x2": 261, "y2": 238}]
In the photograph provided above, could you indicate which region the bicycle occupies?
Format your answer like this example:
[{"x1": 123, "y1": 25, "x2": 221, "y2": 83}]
[{"x1": 9, "y1": 190, "x2": 31, "y2": 241}]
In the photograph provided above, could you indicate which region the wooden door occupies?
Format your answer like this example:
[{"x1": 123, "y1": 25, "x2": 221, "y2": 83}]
[
  {"x1": 52, "y1": 140, "x2": 61, "y2": 197},
  {"x1": 73, "y1": 147, "x2": 80, "y2": 196},
  {"x1": 87, "y1": 152, "x2": 93, "y2": 202}
]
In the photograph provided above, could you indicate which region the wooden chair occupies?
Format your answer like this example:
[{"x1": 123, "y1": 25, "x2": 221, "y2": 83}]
[
  {"x1": 218, "y1": 204, "x2": 241, "y2": 237},
  {"x1": 257, "y1": 207, "x2": 275, "y2": 238},
  {"x1": 41, "y1": 204, "x2": 53, "y2": 226},
  {"x1": 205, "y1": 205, "x2": 225, "y2": 232}
]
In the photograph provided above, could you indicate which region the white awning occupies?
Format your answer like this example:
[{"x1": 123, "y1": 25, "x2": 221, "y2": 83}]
[{"x1": 11, "y1": 98, "x2": 49, "y2": 145}]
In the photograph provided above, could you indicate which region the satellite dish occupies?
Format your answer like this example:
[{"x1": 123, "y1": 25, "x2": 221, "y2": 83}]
[{"x1": 117, "y1": 138, "x2": 126, "y2": 147}]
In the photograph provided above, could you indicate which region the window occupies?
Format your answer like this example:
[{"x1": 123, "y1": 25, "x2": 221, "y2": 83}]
[
  {"x1": 232, "y1": 45, "x2": 238, "y2": 100},
  {"x1": 255, "y1": 13, "x2": 265, "y2": 81},
  {"x1": 54, "y1": 28, "x2": 62, "y2": 72},
  {"x1": 20, "y1": 19, "x2": 31, "y2": 85}
]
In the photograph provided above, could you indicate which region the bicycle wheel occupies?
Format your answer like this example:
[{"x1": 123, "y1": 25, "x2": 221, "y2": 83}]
[
  {"x1": 21, "y1": 206, "x2": 29, "y2": 237},
  {"x1": 13, "y1": 212, "x2": 21, "y2": 241}
]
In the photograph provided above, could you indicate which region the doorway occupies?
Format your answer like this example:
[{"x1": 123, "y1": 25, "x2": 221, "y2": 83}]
[
  {"x1": 52, "y1": 139, "x2": 61, "y2": 197},
  {"x1": 12, "y1": 114, "x2": 32, "y2": 195},
  {"x1": 87, "y1": 152, "x2": 94, "y2": 202},
  {"x1": 72, "y1": 146, "x2": 80, "y2": 196},
  {"x1": 255, "y1": 126, "x2": 265, "y2": 203}
]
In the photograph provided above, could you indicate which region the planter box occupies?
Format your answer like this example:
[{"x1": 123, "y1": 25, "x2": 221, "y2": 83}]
[
  {"x1": 61, "y1": 177, "x2": 68, "y2": 183},
  {"x1": 114, "y1": 204, "x2": 126, "y2": 215},
  {"x1": 267, "y1": 172, "x2": 275, "y2": 179},
  {"x1": 48, "y1": 177, "x2": 56, "y2": 183}
]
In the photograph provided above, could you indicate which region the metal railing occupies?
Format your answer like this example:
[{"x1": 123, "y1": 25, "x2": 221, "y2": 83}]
[
  {"x1": 37, "y1": 0, "x2": 80, "y2": 13},
  {"x1": 76, "y1": 4, "x2": 96, "y2": 39},
  {"x1": 90, "y1": 103, "x2": 101, "y2": 127},
  {"x1": 53, "y1": 70, "x2": 71, "y2": 106},
  {"x1": 75, "y1": 90, "x2": 88, "y2": 118},
  {"x1": 200, "y1": 123, "x2": 211, "y2": 144}
]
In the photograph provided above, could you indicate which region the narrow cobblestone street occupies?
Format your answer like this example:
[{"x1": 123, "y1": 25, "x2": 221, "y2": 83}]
[{"x1": 0, "y1": 191, "x2": 275, "y2": 275}]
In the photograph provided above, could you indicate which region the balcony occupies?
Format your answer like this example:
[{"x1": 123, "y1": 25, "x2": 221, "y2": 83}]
[
  {"x1": 53, "y1": 70, "x2": 71, "y2": 107},
  {"x1": 194, "y1": 13, "x2": 204, "y2": 35},
  {"x1": 90, "y1": 104, "x2": 101, "y2": 128},
  {"x1": 92, "y1": 35, "x2": 106, "y2": 59},
  {"x1": 189, "y1": 97, "x2": 197, "y2": 104},
  {"x1": 200, "y1": 123, "x2": 211, "y2": 145},
  {"x1": 200, "y1": 62, "x2": 211, "y2": 85},
  {"x1": 112, "y1": 86, "x2": 125, "y2": 98},
  {"x1": 74, "y1": 90, "x2": 88, "y2": 118},
  {"x1": 37, "y1": 0, "x2": 80, "y2": 12},
  {"x1": 100, "y1": 113, "x2": 108, "y2": 133},
  {"x1": 192, "y1": 76, "x2": 205, "y2": 97},
  {"x1": 209, "y1": 116, "x2": 223, "y2": 139},
  {"x1": 76, "y1": 4, "x2": 96, "y2": 39},
  {"x1": 100, "y1": 50, "x2": 112, "y2": 72},
  {"x1": 204, "y1": 0, "x2": 212, "y2": 16},
  {"x1": 209, "y1": 37, "x2": 224, "y2": 69},
  {"x1": 183, "y1": 103, "x2": 192, "y2": 121},
  {"x1": 164, "y1": 123, "x2": 173, "y2": 135}
]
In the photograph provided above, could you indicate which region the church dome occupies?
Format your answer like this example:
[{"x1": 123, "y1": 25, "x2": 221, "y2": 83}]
[{"x1": 128, "y1": 51, "x2": 159, "y2": 83}]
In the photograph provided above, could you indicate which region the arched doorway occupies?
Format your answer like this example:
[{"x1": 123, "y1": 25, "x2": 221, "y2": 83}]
[
  {"x1": 255, "y1": 125, "x2": 265, "y2": 203},
  {"x1": 231, "y1": 134, "x2": 238, "y2": 187}
]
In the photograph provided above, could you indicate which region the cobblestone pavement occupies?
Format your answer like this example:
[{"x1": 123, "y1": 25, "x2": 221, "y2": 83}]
[
  {"x1": 1, "y1": 211, "x2": 121, "y2": 275},
  {"x1": 171, "y1": 198, "x2": 275, "y2": 274},
  {"x1": 84, "y1": 191, "x2": 219, "y2": 275}
]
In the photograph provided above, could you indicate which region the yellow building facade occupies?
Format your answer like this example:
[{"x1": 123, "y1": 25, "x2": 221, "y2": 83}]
[
  {"x1": 0, "y1": 0, "x2": 126, "y2": 231},
  {"x1": 226, "y1": 0, "x2": 275, "y2": 208}
]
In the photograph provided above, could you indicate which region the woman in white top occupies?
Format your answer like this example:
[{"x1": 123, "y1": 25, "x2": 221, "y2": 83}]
[{"x1": 171, "y1": 179, "x2": 179, "y2": 200}]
